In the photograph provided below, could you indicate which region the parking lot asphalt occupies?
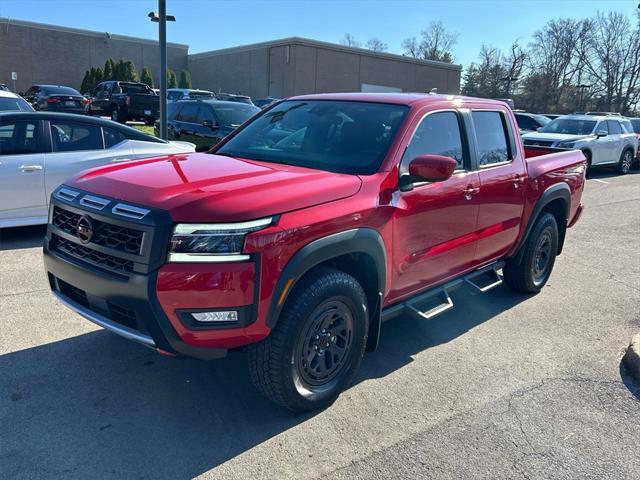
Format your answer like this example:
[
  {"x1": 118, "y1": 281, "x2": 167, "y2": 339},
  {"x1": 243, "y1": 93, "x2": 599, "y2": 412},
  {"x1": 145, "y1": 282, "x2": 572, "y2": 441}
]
[{"x1": 0, "y1": 170, "x2": 638, "y2": 480}]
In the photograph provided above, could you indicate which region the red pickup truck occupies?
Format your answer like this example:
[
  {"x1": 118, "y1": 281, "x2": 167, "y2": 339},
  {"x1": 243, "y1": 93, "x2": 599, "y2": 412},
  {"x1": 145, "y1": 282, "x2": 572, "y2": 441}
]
[{"x1": 43, "y1": 93, "x2": 585, "y2": 411}]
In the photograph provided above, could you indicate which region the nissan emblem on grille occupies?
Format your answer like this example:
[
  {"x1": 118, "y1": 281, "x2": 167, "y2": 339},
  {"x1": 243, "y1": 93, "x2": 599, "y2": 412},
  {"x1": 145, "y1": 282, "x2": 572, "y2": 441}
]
[{"x1": 76, "y1": 215, "x2": 94, "y2": 244}]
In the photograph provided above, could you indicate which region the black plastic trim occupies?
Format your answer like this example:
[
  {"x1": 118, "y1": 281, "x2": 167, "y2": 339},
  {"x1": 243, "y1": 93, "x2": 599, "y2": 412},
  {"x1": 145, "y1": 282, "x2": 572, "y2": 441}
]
[{"x1": 266, "y1": 228, "x2": 387, "y2": 330}]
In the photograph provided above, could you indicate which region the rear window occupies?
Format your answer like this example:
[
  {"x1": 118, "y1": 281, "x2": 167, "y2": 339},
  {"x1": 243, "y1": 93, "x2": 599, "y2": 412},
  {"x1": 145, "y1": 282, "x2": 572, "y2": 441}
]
[
  {"x1": 0, "y1": 96, "x2": 34, "y2": 111},
  {"x1": 118, "y1": 84, "x2": 155, "y2": 95},
  {"x1": 215, "y1": 100, "x2": 409, "y2": 175},
  {"x1": 631, "y1": 119, "x2": 640, "y2": 134},
  {"x1": 103, "y1": 128, "x2": 127, "y2": 148},
  {"x1": 211, "y1": 104, "x2": 260, "y2": 127},
  {"x1": 41, "y1": 86, "x2": 80, "y2": 95},
  {"x1": 472, "y1": 111, "x2": 511, "y2": 166}
]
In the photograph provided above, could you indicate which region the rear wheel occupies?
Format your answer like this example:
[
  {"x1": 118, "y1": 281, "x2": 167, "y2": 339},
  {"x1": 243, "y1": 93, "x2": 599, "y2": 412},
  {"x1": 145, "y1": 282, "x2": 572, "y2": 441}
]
[
  {"x1": 504, "y1": 213, "x2": 558, "y2": 294},
  {"x1": 582, "y1": 150, "x2": 592, "y2": 176},
  {"x1": 111, "y1": 106, "x2": 126, "y2": 124},
  {"x1": 617, "y1": 148, "x2": 633, "y2": 175},
  {"x1": 247, "y1": 267, "x2": 368, "y2": 412}
]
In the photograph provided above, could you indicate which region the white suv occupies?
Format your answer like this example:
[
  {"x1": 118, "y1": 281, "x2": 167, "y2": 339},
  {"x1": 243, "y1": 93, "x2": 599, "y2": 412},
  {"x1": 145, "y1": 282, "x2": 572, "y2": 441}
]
[{"x1": 522, "y1": 114, "x2": 638, "y2": 174}]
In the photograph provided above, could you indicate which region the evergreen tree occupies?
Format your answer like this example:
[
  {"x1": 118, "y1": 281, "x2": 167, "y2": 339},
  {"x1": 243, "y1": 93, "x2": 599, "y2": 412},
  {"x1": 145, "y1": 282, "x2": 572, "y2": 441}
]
[
  {"x1": 167, "y1": 69, "x2": 178, "y2": 88},
  {"x1": 178, "y1": 70, "x2": 192, "y2": 89},
  {"x1": 103, "y1": 58, "x2": 115, "y2": 81},
  {"x1": 123, "y1": 60, "x2": 138, "y2": 82},
  {"x1": 88, "y1": 67, "x2": 97, "y2": 92},
  {"x1": 80, "y1": 70, "x2": 91, "y2": 94},
  {"x1": 114, "y1": 59, "x2": 126, "y2": 81},
  {"x1": 140, "y1": 67, "x2": 154, "y2": 88},
  {"x1": 95, "y1": 67, "x2": 104, "y2": 85}
]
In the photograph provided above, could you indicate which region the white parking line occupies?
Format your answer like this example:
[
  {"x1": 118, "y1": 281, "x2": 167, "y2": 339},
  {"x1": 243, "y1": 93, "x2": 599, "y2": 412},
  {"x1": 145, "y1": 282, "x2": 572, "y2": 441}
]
[{"x1": 591, "y1": 179, "x2": 609, "y2": 184}]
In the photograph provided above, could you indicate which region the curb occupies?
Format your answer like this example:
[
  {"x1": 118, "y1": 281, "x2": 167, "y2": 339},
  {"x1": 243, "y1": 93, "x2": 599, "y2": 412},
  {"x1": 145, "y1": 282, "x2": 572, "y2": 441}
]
[{"x1": 622, "y1": 333, "x2": 640, "y2": 384}]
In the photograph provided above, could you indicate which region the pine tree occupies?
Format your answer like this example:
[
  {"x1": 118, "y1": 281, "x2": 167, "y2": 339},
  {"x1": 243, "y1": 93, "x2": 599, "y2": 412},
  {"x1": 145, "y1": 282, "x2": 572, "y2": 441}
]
[
  {"x1": 88, "y1": 67, "x2": 97, "y2": 92},
  {"x1": 95, "y1": 67, "x2": 104, "y2": 86},
  {"x1": 140, "y1": 67, "x2": 154, "y2": 88},
  {"x1": 123, "y1": 60, "x2": 138, "y2": 82},
  {"x1": 80, "y1": 70, "x2": 91, "y2": 94},
  {"x1": 114, "y1": 59, "x2": 126, "y2": 81},
  {"x1": 178, "y1": 70, "x2": 192, "y2": 89},
  {"x1": 167, "y1": 69, "x2": 178, "y2": 88},
  {"x1": 104, "y1": 58, "x2": 115, "y2": 81}
]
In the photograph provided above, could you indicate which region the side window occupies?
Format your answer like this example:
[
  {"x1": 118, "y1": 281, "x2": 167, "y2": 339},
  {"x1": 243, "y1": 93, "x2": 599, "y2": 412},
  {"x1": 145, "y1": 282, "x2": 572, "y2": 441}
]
[
  {"x1": 200, "y1": 106, "x2": 216, "y2": 124},
  {"x1": 401, "y1": 111, "x2": 466, "y2": 171},
  {"x1": 472, "y1": 111, "x2": 511, "y2": 167},
  {"x1": 596, "y1": 122, "x2": 608, "y2": 134},
  {"x1": 177, "y1": 103, "x2": 199, "y2": 123},
  {"x1": 103, "y1": 128, "x2": 127, "y2": 148},
  {"x1": 516, "y1": 114, "x2": 536, "y2": 131},
  {"x1": 0, "y1": 121, "x2": 40, "y2": 155},
  {"x1": 607, "y1": 120, "x2": 622, "y2": 135},
  {"x1": 50, "y1": 121, "x2": 103, "y2": 152},
  {"x1": 621, "y1": 120, "x2": 634, "y2": 134}
]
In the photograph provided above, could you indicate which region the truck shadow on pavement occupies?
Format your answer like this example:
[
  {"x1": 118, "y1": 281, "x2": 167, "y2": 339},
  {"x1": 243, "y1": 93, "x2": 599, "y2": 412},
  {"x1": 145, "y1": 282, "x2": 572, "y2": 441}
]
[
  {"x1": 0, "y1": 225, "x2": 46, "y2": 251},
  {"x1": 0, "y1": 282, "x2": 529, "y2": 478}
]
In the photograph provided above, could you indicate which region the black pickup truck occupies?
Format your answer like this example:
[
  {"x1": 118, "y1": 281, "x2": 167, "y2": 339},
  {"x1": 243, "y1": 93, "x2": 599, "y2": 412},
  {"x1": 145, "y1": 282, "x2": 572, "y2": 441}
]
[{"x1": 89, "y1": 81, "x2": 159, "y2": 125}]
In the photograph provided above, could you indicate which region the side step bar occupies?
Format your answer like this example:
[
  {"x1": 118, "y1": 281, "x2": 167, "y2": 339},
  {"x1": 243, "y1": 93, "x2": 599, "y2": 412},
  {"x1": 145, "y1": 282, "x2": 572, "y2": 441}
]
[{"x1": 381, "y1": 261, "x2": 505, "y2": 324}]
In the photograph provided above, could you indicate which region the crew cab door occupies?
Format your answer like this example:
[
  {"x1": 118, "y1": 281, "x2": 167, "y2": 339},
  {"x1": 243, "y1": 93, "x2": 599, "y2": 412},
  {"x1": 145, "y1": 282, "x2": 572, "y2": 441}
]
[
  {"x1": 390, "y1": 109, "x2": 480, "y2": 302},
  {"x1": 0, "y1": 119, "x2": 47, "y2": 225},
  {"x1": 470, "y1": 110, "x2": 526, "y2": 264}
]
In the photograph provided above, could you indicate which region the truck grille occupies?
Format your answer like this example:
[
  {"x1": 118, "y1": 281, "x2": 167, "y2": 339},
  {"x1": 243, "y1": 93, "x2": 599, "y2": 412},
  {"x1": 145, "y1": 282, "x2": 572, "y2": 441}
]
[
  {"x1": 52, "y1": 234, "x2": 134, "y2": 273},
  {"x1": 53, "y1": 206, "x2": 143, "y2": 254}
]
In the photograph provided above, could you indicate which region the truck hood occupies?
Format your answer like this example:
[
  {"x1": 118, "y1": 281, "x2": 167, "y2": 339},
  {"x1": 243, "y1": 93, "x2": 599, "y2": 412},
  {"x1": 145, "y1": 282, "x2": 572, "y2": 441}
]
[
  {"x1": 67, "y1": 153, "x2": 363, "y2": 222},
  {"x1": 522, "y1": 132, "x2": 593, "y2": 143}
]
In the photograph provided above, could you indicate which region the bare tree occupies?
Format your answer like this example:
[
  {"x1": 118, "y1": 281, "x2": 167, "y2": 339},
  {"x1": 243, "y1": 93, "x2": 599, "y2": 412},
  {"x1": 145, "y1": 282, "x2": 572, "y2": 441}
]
[
  {"x1": 341, "y1": 33, "x2": 361, "y2": 48},
  {"x1": 366, "y1": 38, "x2": 388, "y2": 52},
  {"x1": 402, "y1": 21, "x2": 458, "y2": 63},
  {"x1": 581, "y1": 12, "x2": 640, "y2": 114}
]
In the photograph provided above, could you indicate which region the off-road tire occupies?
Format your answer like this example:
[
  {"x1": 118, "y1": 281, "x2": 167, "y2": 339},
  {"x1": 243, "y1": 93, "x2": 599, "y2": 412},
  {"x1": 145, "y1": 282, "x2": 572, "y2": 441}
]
[
  {"x1": 504, "y1": 212, "x2": 558, "y2": 294},
  {"x1": 247, "y1": 267, "x2": 368, "y2": 412}
]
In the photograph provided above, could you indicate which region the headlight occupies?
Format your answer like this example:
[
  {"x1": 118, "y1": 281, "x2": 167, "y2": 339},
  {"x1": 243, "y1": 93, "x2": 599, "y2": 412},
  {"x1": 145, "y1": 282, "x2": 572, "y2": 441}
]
[
  {"x1": 557, "y1": 141, "x2": 575, "y2": 148},
  {"x1": 168, "y1": 217, "x2": 274, "y2": 262}
]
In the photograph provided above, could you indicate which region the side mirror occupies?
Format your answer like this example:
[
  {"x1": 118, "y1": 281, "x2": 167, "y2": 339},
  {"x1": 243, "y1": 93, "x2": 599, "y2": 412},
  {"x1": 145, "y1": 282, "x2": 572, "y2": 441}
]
[
  {"x1": 402, "y1": 154, "x2": 457, "y2": 190},
  {"x1": 596, "y1": 130, "x2": 608, "y2": 138},
  {"x1": 202, "y1": 119, "x2": 218, "y2": 129}
]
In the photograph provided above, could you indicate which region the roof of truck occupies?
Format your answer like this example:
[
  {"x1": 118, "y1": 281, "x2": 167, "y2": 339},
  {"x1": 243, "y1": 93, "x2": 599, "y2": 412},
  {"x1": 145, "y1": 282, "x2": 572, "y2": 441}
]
[{"x1": 288, "y1": 92, "x2": 507, "y2": 107}]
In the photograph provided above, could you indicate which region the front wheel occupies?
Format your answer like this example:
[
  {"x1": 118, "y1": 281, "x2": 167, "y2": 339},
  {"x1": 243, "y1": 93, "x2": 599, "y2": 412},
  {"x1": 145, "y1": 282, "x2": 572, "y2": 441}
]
[
  {"x1": 247, "y1": 267, "x2": 368, "y2": 412},
  {"x1": 504, "y1": 213, "x2": 558, "y2": 294},
  {"x1": 617, "y1": 149, "x2": 633, "y2": 175}
]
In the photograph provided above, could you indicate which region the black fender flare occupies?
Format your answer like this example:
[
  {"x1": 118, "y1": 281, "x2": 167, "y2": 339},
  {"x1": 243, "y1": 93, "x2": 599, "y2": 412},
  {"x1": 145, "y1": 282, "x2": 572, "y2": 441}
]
[
  {"x1": 514, "y1": 182, "x2": 571, "y2": 262},
  {"x1": 266, "y1": 228, "x2": 387, "y2": 336}
]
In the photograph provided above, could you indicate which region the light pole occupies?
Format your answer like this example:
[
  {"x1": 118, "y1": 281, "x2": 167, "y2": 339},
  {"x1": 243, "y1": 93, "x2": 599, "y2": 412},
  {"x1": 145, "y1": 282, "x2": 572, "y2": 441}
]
[
  {"x1": 500, "y1": 76, "x2": 518, "y2": 98},
  {"x1": 577, "y1": 84, "x2": 591, "y2": 112},
  {"x1": 149, "y1": 1, "x2": 175, "y2": 140}
]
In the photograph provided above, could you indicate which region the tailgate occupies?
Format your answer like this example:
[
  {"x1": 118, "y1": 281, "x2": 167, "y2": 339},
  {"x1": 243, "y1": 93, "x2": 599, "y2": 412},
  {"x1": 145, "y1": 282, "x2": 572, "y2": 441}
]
[{"x1": 128, "y1": 94, "x2": 159, "y2": 115}]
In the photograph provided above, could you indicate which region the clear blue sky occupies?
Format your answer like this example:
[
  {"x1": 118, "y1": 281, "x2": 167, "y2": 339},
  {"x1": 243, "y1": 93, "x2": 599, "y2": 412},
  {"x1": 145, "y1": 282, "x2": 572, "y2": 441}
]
[{"x1": 0, "y1": 0, "x2": 636, "y2": 67}]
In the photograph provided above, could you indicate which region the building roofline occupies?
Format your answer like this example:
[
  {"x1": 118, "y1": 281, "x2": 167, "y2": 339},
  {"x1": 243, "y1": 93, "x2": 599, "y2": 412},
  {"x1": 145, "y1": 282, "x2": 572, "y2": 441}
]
[
  {"x1": 189, "y1": 36, "x2": 462, "y2": 71},
  {"x1": 0, "y1": 17, "x2": 189, "y2": 49}
]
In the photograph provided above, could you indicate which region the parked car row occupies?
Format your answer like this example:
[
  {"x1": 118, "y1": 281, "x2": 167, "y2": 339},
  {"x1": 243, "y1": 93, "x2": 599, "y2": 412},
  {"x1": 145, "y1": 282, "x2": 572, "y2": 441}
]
[{"x1": 522, "y1": 114, "x2": 638, "y2": 174}]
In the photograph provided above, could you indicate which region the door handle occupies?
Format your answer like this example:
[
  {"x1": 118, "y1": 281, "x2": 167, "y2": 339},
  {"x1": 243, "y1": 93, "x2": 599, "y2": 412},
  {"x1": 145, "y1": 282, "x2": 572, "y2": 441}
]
[
  {"x1": 18, "y1": 164, "x2": 43, "y2": 172},
  {"x1": 512, "y1": 174, "x2": 523, "y2": 189},
  {"x1": 463, "y1": 185, "x2": 480, "y2": 200}
]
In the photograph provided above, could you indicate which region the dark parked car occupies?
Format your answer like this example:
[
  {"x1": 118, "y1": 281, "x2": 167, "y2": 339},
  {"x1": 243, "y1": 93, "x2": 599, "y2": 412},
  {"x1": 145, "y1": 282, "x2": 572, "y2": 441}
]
[
  {"x1": 22, "y1": 85, "x2": 89, "y2": 114},
  {"x1": 89, "y1": 81, "x2": 159, "y2": 125},
  {"x1": 0, "y1": 84, "x2": 10, "y2": 92},
  {"x1": 214, "y1": 93, "x2": 254, "y2": 105},
  {"x1": 514, "y1": 112, "x2": 551, "y2": 134},
  {"x1": 158, "y1": 99, "x2": 259, "y2": 151},
  {"x1": 253, "y1": 97, "x2": 280, "y2": 109}
]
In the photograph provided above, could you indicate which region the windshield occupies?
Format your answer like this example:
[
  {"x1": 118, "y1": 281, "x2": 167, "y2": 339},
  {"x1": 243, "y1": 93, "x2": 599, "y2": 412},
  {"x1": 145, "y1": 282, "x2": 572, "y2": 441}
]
[
  {"x1": 0, "y1": 97, "x2": 34, "y2": 111},
  {"x1": 538, "y1": 118, "x2": 596, "y2": 135},
  {"x1": 189, "y1": 91, "x2": 215, "y2": 98},
  {"x1": 212, "y1": 104, "x2": 260, "y2": 128},
  {"x1": 631, "y1": 119, "x2": 640, "y2": 134},
  {"x1": 215, "y1": 100, "x2": 409, "y2": 175},
  {"x1": 42, "y1": 86, "x2": 81, "y2": 95}
]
